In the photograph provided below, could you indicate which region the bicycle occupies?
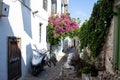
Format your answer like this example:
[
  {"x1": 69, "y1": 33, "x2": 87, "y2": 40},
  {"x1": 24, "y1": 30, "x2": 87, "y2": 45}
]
[{"x1": 44, "y1": 48, "x2": 58, "y2": 67}]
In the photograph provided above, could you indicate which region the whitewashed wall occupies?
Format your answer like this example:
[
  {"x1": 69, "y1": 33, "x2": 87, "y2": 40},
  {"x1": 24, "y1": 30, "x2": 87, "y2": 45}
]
[
  {"x1": 0, "y1": 0, "x2": 65, "y2": 79},
  {"x1": 0, "y1": 0, "x2": 50, "y2": 79},
  {"x1": 57, "y1": 0, "x2": 62, "y2": 14}
]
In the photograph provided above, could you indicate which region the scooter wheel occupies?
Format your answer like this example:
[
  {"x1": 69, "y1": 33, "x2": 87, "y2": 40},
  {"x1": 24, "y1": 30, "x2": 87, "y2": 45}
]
[{"x1": 40, "y1": 62, "x2": 44, "y2": 71}]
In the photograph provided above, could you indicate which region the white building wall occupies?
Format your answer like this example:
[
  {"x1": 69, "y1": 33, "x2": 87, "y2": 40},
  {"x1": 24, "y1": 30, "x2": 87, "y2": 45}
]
[
  {"x1": 48, "y1": 0, "x2": 52, "y2": 14},
  {"x1": 0, "y1": 0, "x2": 67, "y2": 79},
  {"x1": 0, "y1": 0, "x2": 50, "y2": 80},
  {"x1": 31, "y1": 0, "x2": 49, "y2": 49},
  {"x1": 57, "y1": 0, "x2": 62, "y2": 14}
]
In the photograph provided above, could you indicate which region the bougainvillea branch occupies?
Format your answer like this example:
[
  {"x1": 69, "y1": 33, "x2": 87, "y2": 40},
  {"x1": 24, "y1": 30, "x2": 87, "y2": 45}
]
[{"x1": 48, "y1": 13, "x2": 79, "y2": 45}]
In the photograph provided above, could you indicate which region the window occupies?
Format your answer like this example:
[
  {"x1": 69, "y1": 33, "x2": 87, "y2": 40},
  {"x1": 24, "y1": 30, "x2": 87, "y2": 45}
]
[
  {"x1": 64, "y1": 4, "x2": 68, "y2": 13},
  {"x1": 51, "y1": 0, "x2": 57, "y2": 14},
  {"x1": 43, "y1": 0, "x2": 48, "y2": 11},
  {"x1": 61, "y1": 0, "x2": 68, "y2": 13},
  {"x1": 39, "y1": 23, "x2": 42, "y2": 42}
]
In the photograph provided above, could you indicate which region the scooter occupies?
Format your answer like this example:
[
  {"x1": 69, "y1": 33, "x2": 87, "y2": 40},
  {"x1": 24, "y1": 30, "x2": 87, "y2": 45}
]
[
  {"x1": 31, "y1": 44, "x2": 48, "y2": 76},
  {"x1": 31, "y1": 45, "x2": 57, "y2": 76}
]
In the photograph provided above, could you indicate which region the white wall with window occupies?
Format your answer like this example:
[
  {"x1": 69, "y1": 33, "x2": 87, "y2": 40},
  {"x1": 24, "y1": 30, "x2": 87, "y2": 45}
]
[
  {"x1": 0, "y1": 0, "x2": 51, "y2": 79},
  {"x1": 0, "y1": 0, "x2": 68, "y2": 79},
  {"x1": 61, "y1": 0, "x2": 69, "y2": 13}
]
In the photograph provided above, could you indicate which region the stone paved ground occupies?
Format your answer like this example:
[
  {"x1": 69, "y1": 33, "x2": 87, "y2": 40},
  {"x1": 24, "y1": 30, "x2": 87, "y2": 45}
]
[
  {"x1": 23, "y1": 53, "x2": 81, "y2": 80},
  {"x1": 23, "y1": 55, "x2": 67, "y2": 80},
  {"x1": 58, "y1": 64, "x2": 81, "y2": 80}
]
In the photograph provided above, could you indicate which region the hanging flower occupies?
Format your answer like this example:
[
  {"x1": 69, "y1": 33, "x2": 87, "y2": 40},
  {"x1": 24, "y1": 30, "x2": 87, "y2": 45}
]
[{"x1": 48, "y1": 13, "x2": 79, "y2": 45}]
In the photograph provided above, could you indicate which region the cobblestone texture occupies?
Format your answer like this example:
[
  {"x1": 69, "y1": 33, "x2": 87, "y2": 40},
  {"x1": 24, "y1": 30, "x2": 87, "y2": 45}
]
[
  {"x1": 23, "y1": 55, "x2": 67, "y2": 80},
  {"x1": 23, "y1": 47, "x2": 83, "y2": 80},
  {"x1": 58, "y1": 64, "x2": 81, "y2": 80}
]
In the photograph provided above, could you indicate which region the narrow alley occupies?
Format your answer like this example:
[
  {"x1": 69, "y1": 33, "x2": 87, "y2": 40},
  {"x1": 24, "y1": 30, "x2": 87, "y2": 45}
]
[{"x1": 23, "y1": 47, "x2": 81, "y2": 80}]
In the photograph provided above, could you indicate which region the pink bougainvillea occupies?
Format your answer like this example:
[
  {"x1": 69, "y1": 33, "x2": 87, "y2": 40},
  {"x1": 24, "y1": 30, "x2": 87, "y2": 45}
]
[{"x1": 48, "y1": 13, "x2": 79, "y2": 39}]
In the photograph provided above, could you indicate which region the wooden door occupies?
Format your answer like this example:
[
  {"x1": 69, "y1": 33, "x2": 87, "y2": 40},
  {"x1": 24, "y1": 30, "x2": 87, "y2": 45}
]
[{"x1": 8, "y1": 37, "x2": 21, "y2": 80}]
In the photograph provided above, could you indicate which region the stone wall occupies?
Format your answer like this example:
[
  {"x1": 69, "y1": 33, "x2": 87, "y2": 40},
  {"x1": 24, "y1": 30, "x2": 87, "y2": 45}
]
[
  {"x1": 103, "y1": 19, "x2": 114, "y2": 73},
  {"x1": 90, "y1": 19, "x2": 120, "y2": 80},
  {"x1": 89, "y1": 19, "x2": 114, "y2": 71}
]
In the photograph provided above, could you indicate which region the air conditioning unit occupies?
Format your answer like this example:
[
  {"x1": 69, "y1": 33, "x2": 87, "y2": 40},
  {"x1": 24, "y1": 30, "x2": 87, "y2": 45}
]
[{"x1": 0, "y1": 2, "x2": 9, "y2": 17}]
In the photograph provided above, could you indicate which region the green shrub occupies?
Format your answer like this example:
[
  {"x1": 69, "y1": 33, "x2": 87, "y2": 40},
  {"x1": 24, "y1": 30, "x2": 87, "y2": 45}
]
[{"x1": 78, "y1": 0, "x2": 114, "y2": 57}]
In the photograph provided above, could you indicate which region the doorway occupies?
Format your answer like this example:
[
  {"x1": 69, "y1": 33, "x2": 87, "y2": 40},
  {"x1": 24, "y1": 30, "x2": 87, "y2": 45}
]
[{"x1": 8, "y1": 37, "x2": 21, "y2": 80}]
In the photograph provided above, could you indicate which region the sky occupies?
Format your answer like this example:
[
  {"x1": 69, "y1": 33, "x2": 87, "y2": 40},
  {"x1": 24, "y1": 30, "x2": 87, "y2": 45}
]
[{"x1": 69, "y1": 0, "x2": 98, "y2": 23}]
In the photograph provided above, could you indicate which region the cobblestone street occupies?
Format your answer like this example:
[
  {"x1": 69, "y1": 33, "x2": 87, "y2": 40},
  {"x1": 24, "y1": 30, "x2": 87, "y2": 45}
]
[
  {"x1": 23, "y1": 48, "x2": 81, "y2": 80},
  {"x1": 23, "y1": 54, "x2": 67, "y2": 80}
]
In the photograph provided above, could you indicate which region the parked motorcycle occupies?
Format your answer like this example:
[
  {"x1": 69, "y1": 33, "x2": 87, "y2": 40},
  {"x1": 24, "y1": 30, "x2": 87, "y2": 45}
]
[
  {"x1": 31, "y1": 45, "x2": 48, "y2": 76},
  {"x1": 31, "y1": 44, "x2": 57, "y2": 76}
]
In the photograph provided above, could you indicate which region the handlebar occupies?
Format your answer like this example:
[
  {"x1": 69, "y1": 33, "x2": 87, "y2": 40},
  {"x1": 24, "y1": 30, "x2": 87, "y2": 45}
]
[{"x1": 32, "y1": 48, "x2": 49, "y2": 55}]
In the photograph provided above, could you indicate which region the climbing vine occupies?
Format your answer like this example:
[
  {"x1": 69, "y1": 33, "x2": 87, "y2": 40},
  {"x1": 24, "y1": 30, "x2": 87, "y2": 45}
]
[{"x1": 79, "y1": 0, "x2": 114, "y2": 57}]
